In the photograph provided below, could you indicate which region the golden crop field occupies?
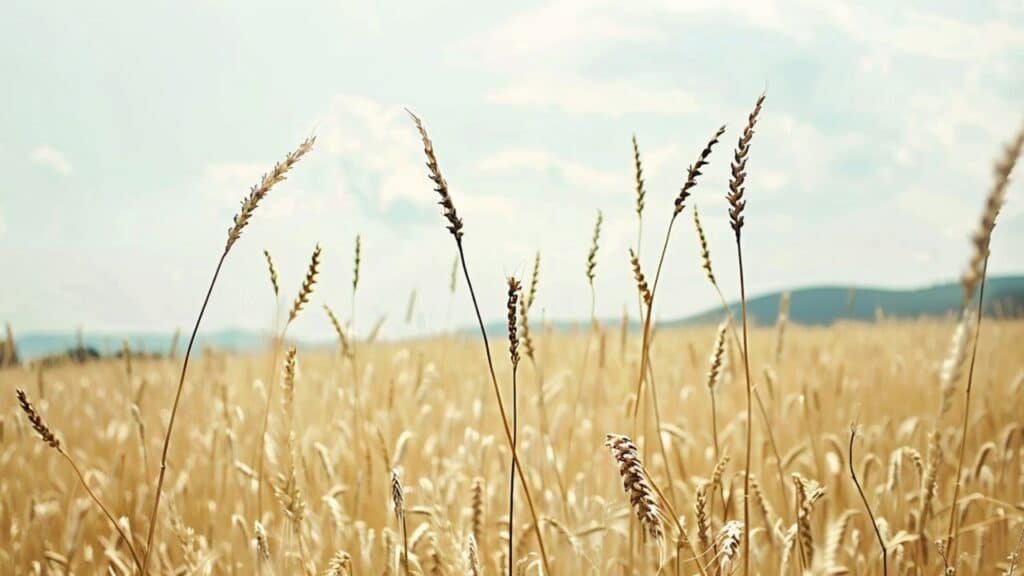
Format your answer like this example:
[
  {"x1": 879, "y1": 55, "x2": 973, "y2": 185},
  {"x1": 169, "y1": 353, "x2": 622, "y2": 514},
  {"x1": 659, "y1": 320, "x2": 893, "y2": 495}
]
[
  {"x1": 1, "y1": 104, "x2": 1022, "y2": 576},
  {"x1": 1, "y1": 320, "x2": 1023, "y2": 575}
]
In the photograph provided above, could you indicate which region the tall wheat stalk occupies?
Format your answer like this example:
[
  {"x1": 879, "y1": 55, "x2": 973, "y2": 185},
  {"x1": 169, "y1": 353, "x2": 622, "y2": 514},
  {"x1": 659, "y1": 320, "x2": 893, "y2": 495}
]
[
  {"x1": 506, "y1": 276, "x2": 522, "y2": 576},
  {"x1": 945, "y1": 123, "x2": 1023, "y2": 557},
  {"x1": 142, "y1": 136, "x2": 314, "y2": 573},
  {"x1": 692, "y1": 204, "x2": 788, "y2": 517},
  {"x1": 724, "y1": 93, "x2": 765, "y2": 576},
  {"x1": 407, "y1": 109, "x2": 551, "y2": 574}
]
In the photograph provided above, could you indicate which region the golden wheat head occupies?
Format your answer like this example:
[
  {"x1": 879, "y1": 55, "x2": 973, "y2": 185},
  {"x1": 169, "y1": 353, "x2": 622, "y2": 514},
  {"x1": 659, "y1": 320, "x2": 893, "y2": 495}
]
[{"x1": 226, "y1": 136, "x2": 315, "y2": 252}]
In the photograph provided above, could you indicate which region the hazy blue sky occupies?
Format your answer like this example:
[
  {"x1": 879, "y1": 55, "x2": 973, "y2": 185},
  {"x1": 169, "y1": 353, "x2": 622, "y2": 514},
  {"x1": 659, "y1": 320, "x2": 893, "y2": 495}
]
[{"x1": 2, "y1": 1, "x2": 1022, "y2": 339}]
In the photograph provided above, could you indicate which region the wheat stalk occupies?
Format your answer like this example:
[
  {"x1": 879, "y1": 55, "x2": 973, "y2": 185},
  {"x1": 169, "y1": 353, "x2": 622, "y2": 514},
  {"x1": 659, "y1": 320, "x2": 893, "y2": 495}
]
[
  {"x1": 408, "y1": 109, "x2": 551, "y2": 574},
  {"x1": 506, "y1": 276, "x2": 522, "y2": 576},
  {"x1": 726, "y1": 92, "x2": 765, "y2": 576},
  {"x1": 143, "y1": 135, "x2": 314, "y2": 573},
  {"x1": 849, "y1": 424, "x2": 887, "y2": 575},
  {"x1": 17, "y1": 389, "x2": 144, "y2": 573},
  {"x1": 946, "y1": 122, "x2": 1024, "y2": 560}
]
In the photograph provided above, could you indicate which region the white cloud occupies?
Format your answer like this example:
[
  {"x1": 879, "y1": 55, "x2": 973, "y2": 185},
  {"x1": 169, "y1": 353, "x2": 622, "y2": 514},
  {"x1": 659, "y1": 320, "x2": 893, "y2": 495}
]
[
  {"x1": 316, "y1": 94, "x2": 431, "y2": 210},
  {"x1": 489, "y1": 76, "x2": 700, "y2": 118},
  {"x1": 477, "y1": 148, "x2": 623, "y2": 192},
  {"x1": 30, "y1": 145, "x2": 72, "y2": 175}
]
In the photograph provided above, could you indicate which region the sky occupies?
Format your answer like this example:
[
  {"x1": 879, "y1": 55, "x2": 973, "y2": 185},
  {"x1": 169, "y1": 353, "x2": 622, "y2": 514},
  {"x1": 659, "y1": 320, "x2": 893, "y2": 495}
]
[{"x1": 2, "y1": 1, "x2": 1023, "y2": 340}]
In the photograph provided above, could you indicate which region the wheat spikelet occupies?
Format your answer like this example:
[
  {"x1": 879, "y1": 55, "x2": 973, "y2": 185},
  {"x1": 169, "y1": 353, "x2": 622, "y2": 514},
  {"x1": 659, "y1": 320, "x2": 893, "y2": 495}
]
[
  {"x1": 693, "y1": 205, "x2": 715, "y2": 286},
  {"x1": 718, "y1": 520, "x2": 744, "y2": 574},
  {"x1": 921, "y1": 432, "x2": 942, "y2": 528},
  {"x1": 288, "y1": 244, "x2": 322, "y2": 323},
  {"x1": 604, "y1": 434, "x2": 664, "y2": 542},
  {"x1": 467, "y1": 534, "x2": 481, "y2": 576},
  {"x1": 323, "y1": 304, "x2": 353, "y2": 358},
  {"x1": 962, "y1": 123, "x2": 1024, "y2": 304},
  {"x1": 586, "y1": 210, "x2": 603, "y2": 286},
  {"x1": 675, "y1": 124, "x2": 727, "y2": 216},
  {"x1": 263, "y1": 249, "x2": 279, "y2": 298},
  {"x1": 253, "y1": 521, "x2": 271, "y2": 562},
  {"x1": 726, "y1": 94, "x2": 765, "y2": 235},
  {"x1": 748, "y1": 475, "x2": 777, "y2": 534},
  {"x1": 695, "y1": 483, "x2": 712, "y2": 553},
  {"x1": 226, "y1": 136, "x2": 315, "y2": 252},
  {"x1": 352, "y1": 234, "x2": 362, "y2": 293},
  {"x1": 779, "y1": 523, "x2": 798, "y2": 574},
  {"x1": 938, "y1": 311, "x2": 972, "y2": 417},
  {"x1": 16, "y1": 389, "x2": 59, "y2": 450},
  {"x1": 471, "y1": 477, "x2": 484, "y2": 550},
  {"x1": 707, "y1": 321, "x2": 727, "y2": 391},
  {"x1": 526, "y1": 251, "x2": 540, "y2": 310},
  {"x1": 391, "y1": 468, "x2": 406, "y2": 522},
  {"x1": 633, "y1": 134, "x2": 646, "y2": 218},
  {"x1": 507, "y1": 277, "x2": 522, "y2": 367},
  {"x1": 281, "y1": 346, "x2": 297, "y2": 417},
  {"x1": 628, "y1": 249, "x2": 652, "y2": 306},
  {"x1": 325, "y1": 550, "x2": 352, "y2": 576},
  {"x1": 793, "y1": 473, "x2": 825, "y2": 568},
  {"x1": 407, "y1": 109, "x2": 463, "y2": 240},
  {"x1": 519, "y1": 254, "x2": 540, "y2": 361},
  {"x1": 775, "y1": 291, "x2": 790, "y2": 366}
]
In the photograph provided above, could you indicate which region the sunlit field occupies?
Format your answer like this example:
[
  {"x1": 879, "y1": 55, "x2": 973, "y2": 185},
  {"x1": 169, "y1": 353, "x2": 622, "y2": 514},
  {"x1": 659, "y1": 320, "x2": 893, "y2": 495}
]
[{"x1": 2, "y1": 318, "x2": 1023, "y2": 574}]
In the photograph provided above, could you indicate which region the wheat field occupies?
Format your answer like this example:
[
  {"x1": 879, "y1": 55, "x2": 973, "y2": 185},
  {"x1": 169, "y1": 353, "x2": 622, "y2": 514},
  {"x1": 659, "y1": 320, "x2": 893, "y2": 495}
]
[{"x1": 1, "y1": 104, "x2": 1022, "y2": 575}]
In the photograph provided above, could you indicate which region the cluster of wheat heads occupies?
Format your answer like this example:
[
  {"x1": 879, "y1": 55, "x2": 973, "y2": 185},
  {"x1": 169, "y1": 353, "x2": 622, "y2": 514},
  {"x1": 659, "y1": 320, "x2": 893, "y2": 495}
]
[{"x1": 2, "y1": 107, "x2": 1023, "y2": 575}]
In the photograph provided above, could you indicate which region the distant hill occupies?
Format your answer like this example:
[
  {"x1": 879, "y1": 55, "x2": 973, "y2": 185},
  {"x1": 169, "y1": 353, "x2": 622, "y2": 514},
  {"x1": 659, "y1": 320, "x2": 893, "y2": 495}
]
[
  {"x1": 13, "y1": 329, "x2": 285, "y2": 361},
  {"x1": 11, "y1": 276, "x2": 1023, "y2": 360},
  {"x1": 477, "y1": 275, "x2": 1024, "y2": 334},
  {"x1": 673, "y1": 275, "x2": 1024, "y2": 327}
]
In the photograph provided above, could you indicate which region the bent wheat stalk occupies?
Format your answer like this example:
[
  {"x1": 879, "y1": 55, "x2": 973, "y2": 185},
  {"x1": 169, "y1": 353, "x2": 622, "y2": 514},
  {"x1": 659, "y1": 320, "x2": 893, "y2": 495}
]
[
  {"x1": 408, "y1": 109, "x2": 551, "y2": 575},
  {"x1": 17, "y1": 389, "x2": 144, "y2": 574},
  {"x1": 143, "y1": 135, "x2": 314, "y2": 573},
  {"x1": 849, "y1": 424, "x2": 887, "y2": 576}
]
